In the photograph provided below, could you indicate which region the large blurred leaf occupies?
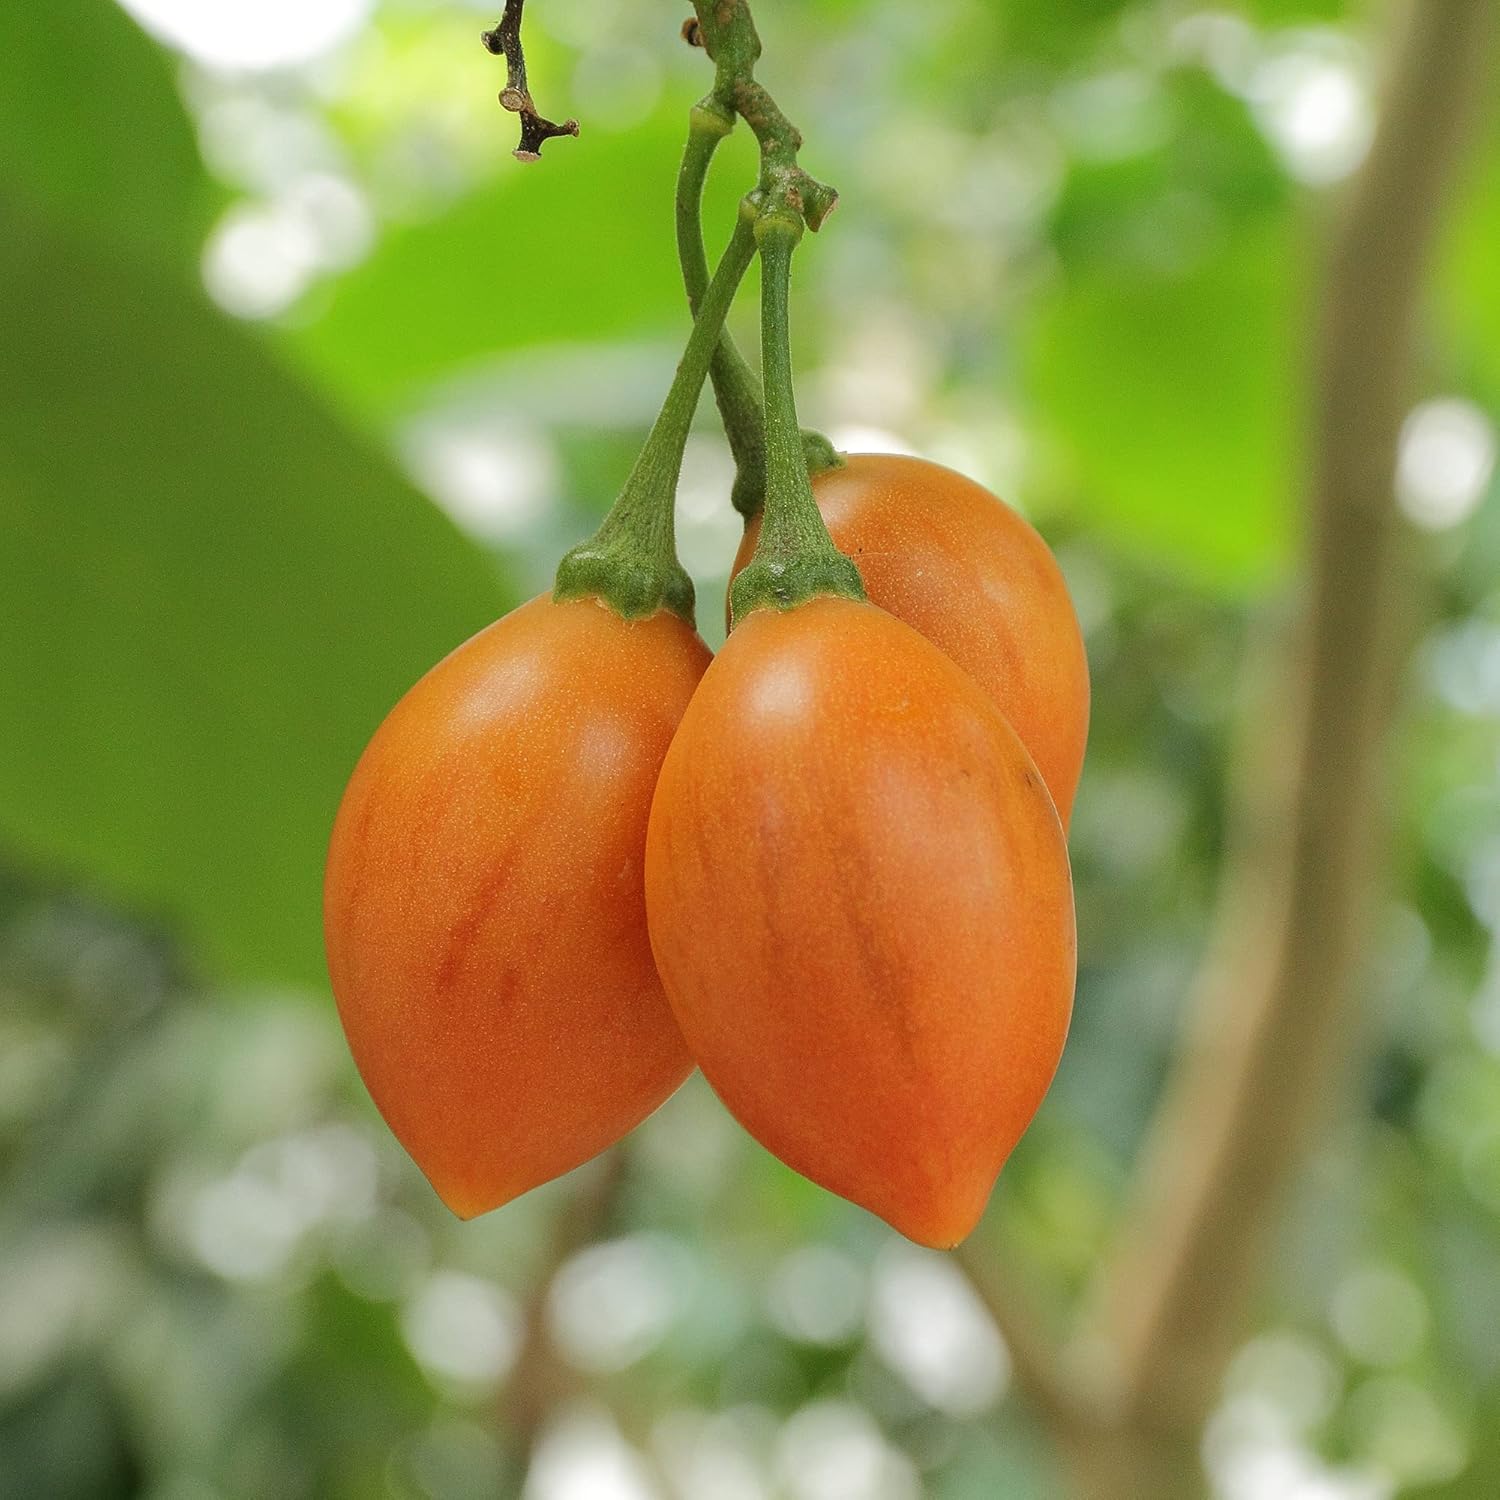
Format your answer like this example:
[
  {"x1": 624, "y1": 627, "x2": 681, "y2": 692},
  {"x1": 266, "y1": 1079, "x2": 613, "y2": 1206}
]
[
  {"x1": 289, "y1": 113, "x2": 760, "y2": 414},
  {"x1": 990, "y1": 0, "x2": 1135, "y2": 65},
  {"x1": 0, "y1": 0, "x2": 212, "y2": 267},
  {"x1": 1024, "y1": 218, "x2": 1304, "y2": 590},
  {"x1": 1244, "y1": 0, "x2": 1354, "y2": 18},
  {"x1": 1439, "y1": 116, "x2": 1500, "y2": 407},
  {"x1": 0, "y1": 195, "x2": 510, "y2": 988},
  {"x1": 1048, "y1": 69, "x2": 1289, "y2": 276}
]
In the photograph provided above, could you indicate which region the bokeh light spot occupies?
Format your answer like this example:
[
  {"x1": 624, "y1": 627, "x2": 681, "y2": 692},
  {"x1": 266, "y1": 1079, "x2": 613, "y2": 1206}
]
[
  {"x1": 1397, "y1": 398, "x2": 1497, "y2": 531},
  {"x1": 117, "y1": 0, "x2": 372, "y2": 71}
]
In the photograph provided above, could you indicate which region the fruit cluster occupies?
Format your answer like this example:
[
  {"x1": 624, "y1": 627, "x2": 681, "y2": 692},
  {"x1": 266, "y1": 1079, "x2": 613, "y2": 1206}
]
[
  {"x1": 324, "y1": 3, "x2": 1085, "y2": 1251},
  {"x1": 324, "y1": 453, "x2": 1085, "y2": 1249}
]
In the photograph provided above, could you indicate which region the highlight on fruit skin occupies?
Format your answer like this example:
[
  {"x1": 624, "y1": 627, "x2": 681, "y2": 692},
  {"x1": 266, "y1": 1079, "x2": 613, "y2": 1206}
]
[
  {"x1": 731, "y1": 452, "x2": 1090, "y2": 826},
  {"x1": 324, "y1": 593, "x2": 710, "y2": 1219},
  {"x1": 645, "y1": 595, "x2": 1077, "y2": 1249}
]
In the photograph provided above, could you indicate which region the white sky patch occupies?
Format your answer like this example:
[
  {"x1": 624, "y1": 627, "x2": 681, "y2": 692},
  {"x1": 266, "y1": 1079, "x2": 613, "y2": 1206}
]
[
  {"x1": 818, "y1": 313, "x2": 933, "y2": 436},
  {"x1": 825, "y1": 425, "x2": 919, "y2": 458},
  {"x1": 202, "y1": 175, "x2": 372, "y2": 320},
  {"x1": 1169, "y1": 12, "x2": 1260, "y2": 92},
  {"x1": 283, "y1": 173, "x2": 376, "y2": 268},
  {"x1": 774, "y1": 1402, "x2": 919, "y2": 1500},
  {"x1": 1224, "y1": 1332, "x2": 1342, "y2": 1435},
  {"x1": 548, "y1": 1235, "x2": 693, "y2": 1375},
  {"x1": 867, "y1": 1243, "x2": 1008, "y2": 1416},
  {"x1": 653, "y1": 1410, "x2": 769, "y2": 1500},
  {"x1": 403, "y1": 419, "x2": 559, "y2": 543},
  {"x1": 0, "y1": 1230, "x2": 126, "y2": 1399},
  {"x1": 1211, "y1": 1435, "x2": 1394, "y2": 1500},
  {"x1": 242, "y1": 1124, "x2": 379, "y2": 1227},
  {"x1": 400, "y1": 1271, "x2": 523, "y2": 1389},
  {"x1": 117, "y1": 0, "x2": 372, "y2": 72},
  {"x1": 183, "y1": 1125, "x2": 377, "y2": 1283},
  {"x1": 674, "y1": 435, "x2": 743, "y2": 580},
  {"x1": 1425, "y1": 621, "x2": 1500, "y2": 716},
  {"x1": 192, "y1": 90, "x2": 343, "y2": 195},
  {"x1": 1248, "y1": 37, "x2": 1374, "y2": 185},
  {"x1": 927, "y1": 409, "x2": 1031, "y2": 503},
  {"x1": 766, "y1": 1245, "x2": 867, "y2": 1347},
  {"x1": 525, "y1": 1407, "x2": 659, "y2": 1500},
  {"x1": 633, "y1": 1077, "x2": 741, "y2": 1199},
  {"x1": 203, "y1": 202, "x2": 321, "y2": 319},
  {"x1": 188, "y1": 1170, "x2": 307, "y2": 1281},
  {"x1": 1208, "y1": 1337, "x2": 1403, "y2": 1500},
  {"x1": 1397, "y1": 398, "x2": 1498, "y2": 531}
]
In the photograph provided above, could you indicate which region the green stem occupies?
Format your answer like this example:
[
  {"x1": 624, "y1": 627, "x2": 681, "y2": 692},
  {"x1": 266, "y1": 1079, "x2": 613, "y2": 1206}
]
[
  {"x1": 677, "y1": 102, "x2": 770, "y2": 519},
  {"x1": 689, "y1": 1, "x2": 838, "y2": 226},
  {"x1": 728, "y1": 217, "x2": 865, "y2": 626},
  {"x1": 554, "y1": 207, "x2": 758, "y2": 624},
  {"x1": 679, "y1": 3, "x2": 842, "y2": 520}
]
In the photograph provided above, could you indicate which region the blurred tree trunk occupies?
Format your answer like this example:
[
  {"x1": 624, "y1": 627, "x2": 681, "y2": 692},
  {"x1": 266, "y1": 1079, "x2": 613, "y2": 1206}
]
[
  {"x1": 1077, "y1": 0, "x2": 1495, "y2": 1491},
  {"x1": 501, "y1": 1149, "x2": 628, "y2": 1485},
  {"x1": 965, "y1": 2, "x2": 1497, "y2": 1494}
]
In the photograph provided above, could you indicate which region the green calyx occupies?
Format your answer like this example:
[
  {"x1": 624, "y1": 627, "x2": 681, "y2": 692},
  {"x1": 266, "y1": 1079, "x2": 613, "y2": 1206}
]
[
  {"x1": 729, "y1": 550, "x2": 865, "y2": 621},
  {"x1": 799, "y1": 430, "x2": 844, "y2": 478},
  {"x1": 553, "y1": 519, "x2": 696, "y2": 624},
  {"x1": 554, "y1": 205, "x2": 759, "y2": 625},
  {"x1": 730, "y1": 218, "x2": 865, "y2": 628}
]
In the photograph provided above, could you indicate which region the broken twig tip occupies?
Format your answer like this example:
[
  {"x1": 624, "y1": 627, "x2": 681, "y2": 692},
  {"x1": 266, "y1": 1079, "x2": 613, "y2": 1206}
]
[{"x1": 484, "y1": 0, "x2": 578, "y2": 161}]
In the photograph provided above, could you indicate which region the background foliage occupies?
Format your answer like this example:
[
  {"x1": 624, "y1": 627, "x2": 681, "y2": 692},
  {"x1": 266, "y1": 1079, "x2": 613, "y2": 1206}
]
[{"x1": 2, "y1": 1, "x2": 1498, "y2": 1496}]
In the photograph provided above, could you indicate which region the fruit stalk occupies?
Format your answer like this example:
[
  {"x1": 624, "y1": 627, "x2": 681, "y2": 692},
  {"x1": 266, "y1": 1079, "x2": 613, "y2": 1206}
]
[
  {"x1": 675, "y1": 102, "x2": 770, "y2": 518},
  {"x1": 729, "y1": 217, "x2": 864, "y2": 623},
  {"x1": 675, "y1": 98, "x2": 841, "y2": 519},
  {"x1": 553, "y1": 206, "x2": 758, "y2": 623}
]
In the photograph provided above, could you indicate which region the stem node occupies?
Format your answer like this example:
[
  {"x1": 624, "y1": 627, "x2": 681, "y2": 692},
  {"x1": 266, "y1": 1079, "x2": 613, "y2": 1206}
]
[{"x1": 677, "y1": 0, "x2": 842, "y2": 520}]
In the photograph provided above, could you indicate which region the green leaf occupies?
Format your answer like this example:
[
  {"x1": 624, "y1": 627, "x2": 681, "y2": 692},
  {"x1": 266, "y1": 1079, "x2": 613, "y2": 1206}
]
[
  {"x1": 993, "y1": 0, "x2": 1135, "y2": 65},
  {"x1": 288, "y1": 112, "x2": 760, "y2": 415},
  {"x1": 1243, "y1": 0, "x2": 1355, "y2": 20},
  {"x1": 1439, "y1": 122, "x2": 1500, "y2": 408},
  {"x1": 0, "y1": 0, "x2": 213, "y2": 268},
  {"x1": 1023, "y1": 217, "x2": 1303, "y2": 591},
  {"x1": 1047, "y1": 70, "x2": 1289, "y2": 277},
  {"x1": 0, "y1": 195, "x2": 512, "y2": 989}
]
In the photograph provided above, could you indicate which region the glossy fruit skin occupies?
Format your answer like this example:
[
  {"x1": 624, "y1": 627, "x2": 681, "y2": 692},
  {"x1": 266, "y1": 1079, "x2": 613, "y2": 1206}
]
[
  {"x1": 645, "y1": 596, "x2": 1076, "y2": 1248},
  {"x1": 324, "y1": 594, "x2": 709, "y2": 1219},
  {"x1": 732, "y1": 453, "x2": 1090, "y2": 825}
]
